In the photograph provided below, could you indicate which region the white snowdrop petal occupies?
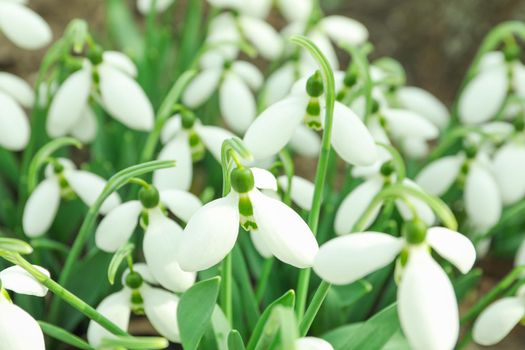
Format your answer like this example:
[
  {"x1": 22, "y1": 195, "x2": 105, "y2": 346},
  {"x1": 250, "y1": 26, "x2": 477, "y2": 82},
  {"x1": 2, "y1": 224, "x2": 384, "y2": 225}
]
[
  {"x1": 398, "y1": 248, "x2": 459, "y2": 350},
  {"x1": 395, "y1": 179, "x2": 436, "y2": 226},
  {"x1": 250, "y1": 230, "x2": 273, "y2": 258},
  {"x1": 207, "y1": 0, "x2": 243, "y2": 9},
  {"x1": 87, "y1": 290, "x2": 131, "y2": 347},
  {"x1": 321, "y1": 16, "x2": 368, "y2": 46},
  {"x1": 239, "y1": 16, "x2": 283, "y2": 60},
  {"x1": 0, "y1": 303, "x2": 45, "y2": 350},
  {"x1": 401, "y1": 138, "x2": 429, "y2": 160},
  {"x1": 251, "y1": 190, "x2": 318, "y2": 268},
  {"x1": 195, "y1": 124, "x2": 235, "y2": 161},
  {"x1": 144, "y1": 211, "x2": 196, "y2": 293},
  {"x1": 220, "y1": 72, "x2": 256, "y2": 133},
  {"x1": 99, "y1": 64, "x2": 154, "y2": 131},
  {"x1": 160, "y1": 189, "x2": 202, "y2": 223},
  {"x1": 70, "y1": 108, "x2": 98, "y2": 143},
  {"x1": 47, "y1": 68, "x2": 92, "y2": 138},
  {"x1": 0, "y1": 2, "x2": 51, "y2": 49},
  {"x1": 313, "y1": 232, "x2": 403, "y2": 285},
  {"x1": 160, "y1": 115, "x2": 182, "y2": 144},
  {"x1": 492, "y1": 142, "x2": 525, "y2": 205},
  {"x1": 278, "y1": 175, "x2": 314, "y2": 211},
  {"x1": 513, "y1": 62, "x2": 525, "y2": 98},
  {"x1": 459, "y1": 65, "x2": 508, "y2": 124},
  {"x1": 473, "y1": 297, "x2": 525, "y2": 346},
  {"x1": 331, "y1": 101, "x2": 378, "y2": 166},
  {"x1": 153, "y1": 133, "x2": 193, "y2": 191},
  {"x1": 64, "y1": 170, "x2": 120, "y2": 214},
  {"x1": 182, "y1": 68, "x2": 222, "y2": 108},
  {"x1": 305, "y1": 30, "x2": 339, "y2": 69},
  {"x1": 95, "y1": 201, "x2": 142, "y2": 252},
  {"x1": 465, "y1": 163, "x2": 502, "y2": 230},
  {"x1": 231, "y1": 61, "x2": 264, "y2": 90},
  {"x1": 427, "y1": 227, "x2": 476, "y2": 274},
  {"x1": 251, "y1": 167, "x2": 277, "y2": 191},
  {"x1": 277, "y1": 0, "x2": 313, "y2": 23},
  {"x1": 334, "y1": 178, "x2": 383, "y2": 235},
  {"x1": 515, "y1": 239, "x2": 525, "y2": 267},
  {"x1": 0, "y1": 91, "x2": 30, "y2": 150},
  {"x1": 240, "y1": 0, "x2": 272, "y2": 18},
  {"x1": 0, "y1": 265, "x2": 49, "y2": 296},
  {"x1": 415, "y1": 156, "x2": 463, "y2": 196},
  {"x1": 289, "y1": 123, "x2": 321, "y2": 158},
  {"x1": 244, "y1": 95, "x2": 307, "y2": 160},
  {"x1": 121, "y1": 262, "x2": 158, "y2": 285},
  {"x1": 178, "y1": 194, "x2": 240, "y2": 271},
  {"x1": 383, "y1": 108, "x2": 439, "y2": 140},
  {"x1": 397, "y1": 86, "x2": 449, "y2": 129},
  {"x1": 23, "y1": 177, "x2": 61, "y2": 237},
  {"x1": 296, "y1": 337, "x2": 334, "y2": 350},
  {"x1": 264, "y1": 63, "x2": 296, "y2": 106},
  {"x1": 137, "y1": 0, "x2": 175, "y2": 14},
  {"x1": 102, "y1": 51, "x2": 137, "y2": 77},
  {"x1": 142, "y1": 286, "x2": 181, "y2": 343},
  {"x1": 0, "y1": 72, "x2": 34, "y2": 107}
]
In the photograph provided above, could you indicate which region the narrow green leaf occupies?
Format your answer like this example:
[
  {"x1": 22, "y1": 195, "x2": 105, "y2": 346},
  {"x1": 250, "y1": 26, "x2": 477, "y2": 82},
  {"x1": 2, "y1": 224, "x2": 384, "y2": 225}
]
[
  {"x1": 100, "y1": 335, "x2": 168, "y2": 349},
  {"x1": 107, "y1": 243, "x2": 135, "y2": 285},
  {"x1": 178, "y1": 276, "x2": 221, "y2": 350},
  {"x1": 228, "y1": 330, "x2": 246, "y2": 350},
  {"x1": 38, "y1": 321, "x2": 93, "y2": 350},
  {"x1": 211, "y1": 306, "x2": 231, "y2": 350}
]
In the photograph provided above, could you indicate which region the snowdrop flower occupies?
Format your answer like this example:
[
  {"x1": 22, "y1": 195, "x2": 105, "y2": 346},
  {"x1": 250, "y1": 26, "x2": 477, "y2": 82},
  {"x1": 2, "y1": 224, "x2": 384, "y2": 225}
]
[
  {"x1": 416, "y1": 147, "x2": 501, "y2": 230},
  {"x1": 137, "y1": 0, "x2": 175, "y2": 14},
  {"x1": 244, "y1": 72, "x2": 378, "y2": 165},
  {"x1": 178, "y1": 166, "x2": 319, "y2": 271},
  {"x1": 459, "y1": 50, "x2": 525, "y2": 124},
  {"x1": 472, "y1": 285, "x2": 525, "y2": 346},
  {"x1": 205, "y1": 2, "x2": 283, "y2": 60},
  {"x1": 96, "y1": 185, "x2": 201, "y2": 292},
  {"x1": 0, "y1": 265, "x2": 50, "y2": 350},
  {"x1": 335, "y1": 160, "x2": 435, "y2": 235},
  {"x1": 0, "y1": 0, "x2": 51, "y2": 50},
  {"x1": 23, "y1": 158, "x2": 121, "y2": 237},
  {"x1": 47, "y1": 50, "x2": 153, "y2": 140},
  {"x1": 87, "y1": 263, "x2": 181, "y2": 347},
  {"x1": 296, "y1": 337, "x2": 334, "y2": 350},
  {"x1": 182, "y1": 58, "x2": 263, "y2": 134},
  {"x1": 0, "y1": 72, "x2": 33, "y2": 150},
  {"x1": 314, "y1": 223, "x2": 476, "y2": 350}
]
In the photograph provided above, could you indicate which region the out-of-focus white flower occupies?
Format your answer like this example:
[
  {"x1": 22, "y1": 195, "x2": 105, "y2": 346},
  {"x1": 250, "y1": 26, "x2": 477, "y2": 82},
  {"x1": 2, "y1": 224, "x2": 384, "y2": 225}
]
[
  {"x1": 0, "y1": 72, "x2": 33, "y2": 150},
  {"x1": 0, "y1": 265, "x2": 50, "y2": 350},
  {"x1": 182, "y1": 58, "x2": 263, "y2": 134},
  {"x1": 87, "y1": 264, "x2": 181, "y2": 347},
  {"x1": 244, "y1": 73, "x2": 378, "y2": 165},
  {"x1": 23, "y1": 158, "x2": 121, "y2": 237},
  {"x1": 96, "y1": 186, "x2": 201, "y2": 293},
  {"x1": 137, "y1": 0, "x2": 175, "y2": 14},
  {"x1": 0, "y1": 0, "x2": 52, "y2": 50},
  {"x1": 153, "y1": 113, "x2": 234, "y2": 191},
  {"x1": 296, "y1": 336, "x2": 334, "y2": 350},
  {"x1": 416, "y1": 150, "x2": 502, "y2": 230},
  {"x1": 394, "y1": 86, "x2": 449, "y2": 130},
  {"x1": 515, "y1": 238, "x2": 525, "y2": 268},
  {"x1": 492, "y1": 134, "x2": 525, "y2": 205},
  {"x1": 47, "y1": 51, "x2": 153, "y2": 140},
  {"x1": 178, "y1": 166, "x2": 318, "y2": 271},
  {"x1": 459, "y1": 51, "x2": 525, "y2": 124},
  {"x1": 472, "y1": 286, "x2": 525, "y2": 346},
  {"x1": 314, "y1": 226, "x2": 476, "y2": 350}
]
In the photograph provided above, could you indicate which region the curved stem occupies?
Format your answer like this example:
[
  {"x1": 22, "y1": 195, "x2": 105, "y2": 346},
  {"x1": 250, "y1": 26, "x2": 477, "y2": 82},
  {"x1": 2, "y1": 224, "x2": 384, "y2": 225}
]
[{"x1": 377, "y1": 143, "x2": 406, "y2": 181}]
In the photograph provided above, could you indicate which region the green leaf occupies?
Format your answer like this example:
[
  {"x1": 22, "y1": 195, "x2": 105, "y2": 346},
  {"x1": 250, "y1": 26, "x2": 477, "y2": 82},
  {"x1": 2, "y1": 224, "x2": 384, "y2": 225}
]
[
  {"x1": 453, "y1": 267, "x2": 482, "y2": 301},
  {"x1": 228, "y1": 330, "x2": 246, "y2": 350},
  {"x1": 332, "y1": 279, "x2": 373, "y2": 307},
  {"x1": 178, "y1": 276, "x2": 221, "y2": 350},
  {"x1": 107, "y1": 243, "x2": 134, "y2": 285},
  {"x1": 38, "y1": 321, "x2": 93, "y2": 350},
  {"x1": 100, "y1": 335, "x2": 168, "y2": 349},
  {"x1": 0, "y1": 237, "x2": 33, "y2": 255}
]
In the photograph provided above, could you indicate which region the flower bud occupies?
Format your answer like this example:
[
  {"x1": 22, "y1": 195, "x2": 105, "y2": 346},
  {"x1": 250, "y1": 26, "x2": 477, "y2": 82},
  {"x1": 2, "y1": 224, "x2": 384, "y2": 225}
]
[
  {"x1": 380, "y1": 160, "x2": 395, "y2": 177},
  {"x1": 125, "y1": 271, "x2": 144, "y2": 289},
  {"x1": 139, "y1": 186, "x2": 160, "y2": 209},
  {"x1": 231, "y1": 167, "x2": 254, "y2": 194},
  {"x1": 306, "y1": 71, "x2": 324, "y2": 97},
  {"x1": 343, "y1": 71, "x2": 358, "y2": 87},
  {"x1": 181, "y1": 110, "x2": 196, "y2": 129},
  {"x1": 87, "y1": 45, "x2": 104, "y2": 65},
  {"x1": 403, "y1": 219, "x2": 427, "y2": 244}
]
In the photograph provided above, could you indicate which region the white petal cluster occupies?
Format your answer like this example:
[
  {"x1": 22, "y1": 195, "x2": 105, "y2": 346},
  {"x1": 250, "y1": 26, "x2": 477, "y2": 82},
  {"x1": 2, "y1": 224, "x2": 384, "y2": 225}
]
[{"x1": 136, "y1": 0, "x2": 175, "y2": 14}]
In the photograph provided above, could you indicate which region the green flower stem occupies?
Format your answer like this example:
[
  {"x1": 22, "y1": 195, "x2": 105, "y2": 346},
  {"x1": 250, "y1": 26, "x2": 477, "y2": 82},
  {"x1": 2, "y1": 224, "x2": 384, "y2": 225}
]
[
  {"x1": 220, "y1": 252, "x2": 233, "y2": 326},
  {"x1": 48, "y1": 160, "x2": 176, "y2": 323},
  {"x1": 38, "y1": 321, "x2": 94, "y2": 350},
  {"x1": 298, "y1": 280, "x2": 330, "y2": 336},
  {"x1": 460, "y1": 266, "x2": 525, "y2": 325},
  {"x1": 140, "y1": 70, "x2": 197, "y2": 162},
  {"x1": 341, "y1": 44, "x2": 373, "y2": 122},
  {"x1": 478, "y1": 199, "x2": 525, "y2": 243},
  {"x1": 289, "y1": 35, "x2": 336, "y2": 320},
  {"x1": 377, "y1": 143, "x2": 406, "y2": 181},
  {"x1": 5, "y1": 254, "x2": 128, "y2": 337}
]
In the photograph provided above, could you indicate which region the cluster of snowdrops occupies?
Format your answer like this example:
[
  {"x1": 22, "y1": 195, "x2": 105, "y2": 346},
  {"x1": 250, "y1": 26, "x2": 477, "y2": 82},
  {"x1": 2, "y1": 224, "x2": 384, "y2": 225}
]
[{"x1": 1, "y1": 0, "x2": 525, "y2": 349}]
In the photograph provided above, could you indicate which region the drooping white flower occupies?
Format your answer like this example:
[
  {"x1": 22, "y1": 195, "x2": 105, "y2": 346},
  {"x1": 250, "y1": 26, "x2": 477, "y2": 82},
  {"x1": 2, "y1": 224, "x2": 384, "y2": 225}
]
[
  {"x1": 0, "y1": 0, "x2": 52, "y2": 50},
  {"x1": 178, "y1": 166, "x2": 319, "y2": 271},
  {"x1": 95, "y1": 186, "x2": 201, "y2": 292},
  {"x1": 416, "y1": 150, "x2": 502, "y2": 230},
  {"x1": 23, "y1": 158, "x2": 121, "y2": 237},
  {"x1": 244, "y1": 73, "x2": 378, "y2": 165},
  {"x1": 472, "y1": 286, "x2": 525, "y2": 346},
  {"x1": 0, "y1": 265, "x2": 50, "y2": 350},
  {"x1": 491, "y1": 136, "x2": 525, "y2": 205},
  {"x1": 47, "y1": 50, "x2": 153, "y2": 140},
  {"x1": 458, "y1": 51, "x2": 525, "y2": 124},
  {"x1": 136, "y1": 0, "x2": 175, "y2": 14},
  {"x1": 182, "y1": 58, "x2": 263, "y2": 134},
  {"x1": 0, "y1": 72, "x2": 33, "y2": 150},
  {"x1": 314, "y1": 225, "x2": 476, "y2": 350},
  {"x1": 87, "y1": 264, "x2": 181, "y2": 347},
  {"x1": 296, "y1": 336, "x2": 334, "y2": 350}
]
